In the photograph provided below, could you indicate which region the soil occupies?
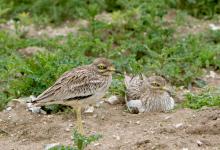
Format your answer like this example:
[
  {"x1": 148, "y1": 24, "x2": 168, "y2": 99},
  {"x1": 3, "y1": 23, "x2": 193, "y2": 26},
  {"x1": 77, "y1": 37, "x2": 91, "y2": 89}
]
[{"x1": 0, "y1": 101, "x2": 220, "y2": 150}]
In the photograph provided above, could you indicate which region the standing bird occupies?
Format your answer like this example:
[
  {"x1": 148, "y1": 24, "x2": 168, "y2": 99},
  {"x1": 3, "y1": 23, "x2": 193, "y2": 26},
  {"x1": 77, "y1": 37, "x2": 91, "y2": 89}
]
[{"x1": 32, "y1": 58, "x2": 115, "y2": 134}]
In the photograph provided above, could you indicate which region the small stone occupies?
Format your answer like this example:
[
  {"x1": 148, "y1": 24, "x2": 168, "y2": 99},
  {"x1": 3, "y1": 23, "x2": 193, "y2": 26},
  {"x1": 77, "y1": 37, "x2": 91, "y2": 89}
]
[
  {"x1": 209, "y1": 24, "x2": 220, "y2": 31},
  {"x1": 40, "y1": 109, "x2": 47, "y2": 115},
  {"x1": 29, "y1": 106, "x2": 41, "y2": 113},
  {"x1": 94, "y1": 143, "x2": 101, "y2": 146},
  {"x1": 210, "y1": 71, "x2": 216, "y2": 78},
  {"x1": 105, "y1": 95, "x2": 120, "y2": 105},
  {"x1": 69, "y1": 123, "x2": 73, "y2": 127},
  {"x1": 136, "y1": 121, "x2": 140, "y2": 125},
  {"x1": 22, "y1": 139, "x2": 27, "y2": 142},
  {"x1": 30, "y1": 95, "x2": 36, "y2": 101},
  {"x1": 164, "y1": 116, "x2": 171, "y2": 120},
  {"x1": 174, "y1": 123, "x2": 183, "y2": 128},
  {"x1": 95, "y1": 103, "x2": 101, "y2": 108},
  {"x1": 65, "y1": 128, "x2": 70, "y2": 132},
  {"x1": 84, "y1": 106, "x2": 95, "y2": 113},
  {"x1": 6, "y1": 107, "x2": 12, "y2": 111},
  {"x1": 182, "y1": 148, "x2": 188, "y2": 150},
  {"x1": 101, "y1": 115, "x2": 105, "y2": 120},
  {"x1": 26, "y1": 103, "x2": 33, "y2": 108},
  {"x1": 196, "y1": 140, "x2": 203, "y2": 146},
  {"x1": 44, "y1": 143, "x2": 61, "y2": 150},
  {"x1": 113, "y1": 135, "x2": 120, "y2": 140}
]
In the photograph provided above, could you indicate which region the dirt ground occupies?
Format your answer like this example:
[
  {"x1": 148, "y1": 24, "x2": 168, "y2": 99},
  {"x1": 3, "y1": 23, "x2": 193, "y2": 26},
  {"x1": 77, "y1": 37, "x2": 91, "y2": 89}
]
[{"x1": 0, "y1": 100, "x2": 220, "y2": 150}]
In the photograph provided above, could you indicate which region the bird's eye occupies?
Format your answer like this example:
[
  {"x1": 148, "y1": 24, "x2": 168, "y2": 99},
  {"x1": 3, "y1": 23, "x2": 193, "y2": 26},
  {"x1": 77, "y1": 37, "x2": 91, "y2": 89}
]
[
  {"x1": 151, "y1": 82, "x2": 160, "y2": 87},
  {"x1": 98, "y1": 64, "x2": 107, "y2": 70}
]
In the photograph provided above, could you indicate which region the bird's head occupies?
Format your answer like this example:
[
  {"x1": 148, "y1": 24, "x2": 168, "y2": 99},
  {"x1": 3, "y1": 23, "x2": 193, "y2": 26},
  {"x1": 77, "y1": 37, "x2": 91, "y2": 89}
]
[
  {"x1": 92, "y1": 58, "x2": 116, "y2": 76},
  {"x1": 144, "y1": 76, "x2": 170, "y2": 92}
]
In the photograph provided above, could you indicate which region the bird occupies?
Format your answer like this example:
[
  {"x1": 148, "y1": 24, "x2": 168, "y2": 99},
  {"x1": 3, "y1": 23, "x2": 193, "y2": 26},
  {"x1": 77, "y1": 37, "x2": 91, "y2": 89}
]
[
  {"x1": 140, "y1": 75, "x2": 175, "y2": 112},
  {"x1": 124, "y1": 73, "x2": 145, "y2": 100},
  {"x1": 32, "y1": 58, "x2": 115, "y2": 134},
  {"x1": 124, "y1": 74, "x2": 175, "y2": 113},
  {"x1": 124, "y1": 73, "x2": 147, "y2": 113}
]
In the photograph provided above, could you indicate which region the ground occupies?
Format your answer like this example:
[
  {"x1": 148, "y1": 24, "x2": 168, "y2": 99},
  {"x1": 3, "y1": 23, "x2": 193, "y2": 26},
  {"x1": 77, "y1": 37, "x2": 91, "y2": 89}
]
[{"x1": 0, "y1": 101, "x2": 220, "y2": 150}]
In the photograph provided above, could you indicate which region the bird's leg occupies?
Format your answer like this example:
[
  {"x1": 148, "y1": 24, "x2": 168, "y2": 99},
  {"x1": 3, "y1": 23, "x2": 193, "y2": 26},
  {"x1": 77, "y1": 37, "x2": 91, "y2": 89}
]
[{"x1": 75, "y1": 102, "x2": 84, "y2": 135}]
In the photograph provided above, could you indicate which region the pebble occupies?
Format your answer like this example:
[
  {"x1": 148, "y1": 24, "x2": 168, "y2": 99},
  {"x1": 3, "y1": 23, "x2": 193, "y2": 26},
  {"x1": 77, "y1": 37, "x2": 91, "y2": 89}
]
[
  {"x1": 84, "y1": 106, "x2": 95, "y2": 113},
  {"x1": 101, "y1": 115, "x2": 105, "y2": 120},
  {"x1": 196, "y1": 140, "x2": 203, "y2": 146},
  {"x1": 136, "y1": 121, "x2": 140, "y2": 125},
  {"x1": 209, "y1": 24, "x2": 220, "y2": 31},
  {"x1": 69, "y1": 123, "x2": 73, "y2": 127},
  {"x1": 6, "y1": 107, "x2": 12, "y2": 111},
  {"x1": 174, "y1": 123, "x2": 183, "y2": 129},
  {"x1": 26, "y1": 103, "x2": 33, "y2": 108},
  {"x1": 29, "y1": 106, "x2": 47, "y2": 114},
  {"x1": 164, "y1": 116, "x2": 171, "y2": 120},
  {"x1": 105, "y1": 95, "x2": 120, "y2": 105},
  {"x1": 44, "y1": 143, "x2": 61, "y2": 150},
  {"x1": 94, "y1": 143, "x2": 101, "y2": 146},
  {"x1": 65, "y1": 128, "x2": 70, "y2": 132},
  {"x1": 113, "y1": 135, "x2": 120, "y2": 140}
]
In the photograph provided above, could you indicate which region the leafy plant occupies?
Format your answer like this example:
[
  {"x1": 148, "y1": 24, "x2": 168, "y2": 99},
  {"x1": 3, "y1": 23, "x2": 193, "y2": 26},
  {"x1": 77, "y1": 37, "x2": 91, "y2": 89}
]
[
  {"x1": 173, "y1": 0, "x2": 220, "y2": 19},
  {"x1": 184, "y1": 88, "x2": 220, "y2": 109},
  {"x1": 49, "y1": 130, "x2": 102, "y2": 150}
]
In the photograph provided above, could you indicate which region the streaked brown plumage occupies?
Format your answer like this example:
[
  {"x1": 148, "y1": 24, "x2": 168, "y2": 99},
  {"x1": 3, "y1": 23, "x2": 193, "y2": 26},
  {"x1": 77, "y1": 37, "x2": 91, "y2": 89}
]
[
  {"x1": 34, "y1": 58, "x2": 114, "y2": 105},
  {"x1": 33, "y1": 58, "x2": 115, "y2": 134},
  {"x1": 141, "y1": 76, "x2": 175, "y2": 112},
  {"x1": 124, "y1": 73, "x2": 145, "y2": 101},
  {"x1": 125, "y1": 75, "x2": 175, "y2": 113}
]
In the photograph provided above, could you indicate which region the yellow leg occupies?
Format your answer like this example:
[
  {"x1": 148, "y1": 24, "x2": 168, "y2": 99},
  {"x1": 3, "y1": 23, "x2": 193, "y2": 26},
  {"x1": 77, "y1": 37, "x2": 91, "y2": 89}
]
[{"x1": 75, "y1": 104, "x2": 84, "y2": 135}]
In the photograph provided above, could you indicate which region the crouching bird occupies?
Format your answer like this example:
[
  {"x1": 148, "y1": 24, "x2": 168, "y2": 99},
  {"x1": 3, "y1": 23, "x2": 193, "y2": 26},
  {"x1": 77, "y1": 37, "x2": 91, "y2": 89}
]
[
  {"x1": 125, "y1": 74, "x2": 174, "y2": 113},
  {"x1": 32, "y1": 58, "x2": 115, "y2": 134}
]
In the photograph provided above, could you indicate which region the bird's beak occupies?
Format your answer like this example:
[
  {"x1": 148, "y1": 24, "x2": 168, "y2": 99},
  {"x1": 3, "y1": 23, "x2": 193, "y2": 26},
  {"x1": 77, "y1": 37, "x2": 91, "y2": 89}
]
[
  {"x1": 161, "y1": 86, "x2": 171, "y2": 92},
  {"x1": 108, "y1": 66, "x2": 116, "y2": 72}
]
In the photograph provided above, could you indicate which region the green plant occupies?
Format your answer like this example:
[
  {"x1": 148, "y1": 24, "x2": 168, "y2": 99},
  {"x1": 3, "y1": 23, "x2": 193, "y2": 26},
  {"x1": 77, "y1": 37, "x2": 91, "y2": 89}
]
[
  {"x1": 173, "y1": 0, "x2": 220, "y2": 19},
  {"x1": 49, "y1": 130, "x2": 102, "y2": 150},
  {"x1": 184, "y1": 88, "x2": 220, "y2": 109}
]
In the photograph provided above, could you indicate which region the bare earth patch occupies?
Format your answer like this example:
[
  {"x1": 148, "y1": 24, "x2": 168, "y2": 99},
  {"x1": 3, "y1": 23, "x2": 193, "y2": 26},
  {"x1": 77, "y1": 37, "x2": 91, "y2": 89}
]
[{"x1": 0, "y1": 102, "x2": 220, "y2": 150}]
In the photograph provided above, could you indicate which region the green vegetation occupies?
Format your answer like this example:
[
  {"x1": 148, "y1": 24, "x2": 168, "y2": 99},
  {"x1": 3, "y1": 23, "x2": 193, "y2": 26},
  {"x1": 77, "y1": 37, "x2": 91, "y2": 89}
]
[
  {"x1": 49, "y1": 130, "x2": 102, "y2": 150},
  {"x1": 184, "y1": 88, "x2": 220, "y2": 109},
  {"x1": 0, "y1": 0, "x2": 220, "y2": 110},
  {"x1": 173, "y1": 0, "x2": 220, "y2": 19}
]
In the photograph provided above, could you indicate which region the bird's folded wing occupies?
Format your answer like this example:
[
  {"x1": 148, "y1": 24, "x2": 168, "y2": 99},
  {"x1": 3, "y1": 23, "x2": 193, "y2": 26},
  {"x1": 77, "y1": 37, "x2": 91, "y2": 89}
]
[{"x1": 34, "y1": 68, "x2": 104, "y2": 103}]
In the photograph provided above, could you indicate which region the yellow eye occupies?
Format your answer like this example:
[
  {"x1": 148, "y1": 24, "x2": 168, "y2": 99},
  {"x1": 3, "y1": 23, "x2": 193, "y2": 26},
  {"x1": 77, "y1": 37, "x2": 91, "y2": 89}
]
[
  {"x1": 151, "y1": 82, "x2": 160, "y2": 87},
  {"x1": 98, "y1": 64, "x2": 106, "y2": 70}
]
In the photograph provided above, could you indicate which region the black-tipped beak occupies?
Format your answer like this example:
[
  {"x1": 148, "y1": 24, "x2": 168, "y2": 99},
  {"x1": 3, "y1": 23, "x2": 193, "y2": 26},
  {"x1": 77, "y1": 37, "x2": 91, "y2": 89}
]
[
  {"x1": 108, "y1": 66, "x2": 116, "y2": 72},
  {"x1": 115, "y1": 70, "x2": 122, "y2": 74}
]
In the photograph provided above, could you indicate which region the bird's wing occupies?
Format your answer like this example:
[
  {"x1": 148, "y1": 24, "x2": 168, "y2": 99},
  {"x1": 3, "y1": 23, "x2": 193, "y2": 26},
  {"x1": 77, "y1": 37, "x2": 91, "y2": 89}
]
[{"x1": 34, "y1": 67, "x2": 104, "y2": 104}]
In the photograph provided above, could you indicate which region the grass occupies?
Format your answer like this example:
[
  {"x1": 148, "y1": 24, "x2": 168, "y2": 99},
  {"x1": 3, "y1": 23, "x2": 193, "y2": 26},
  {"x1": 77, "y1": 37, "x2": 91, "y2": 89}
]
[
  {"x1": 49, "y1": 130, "x2": 102, "y2": 150},
  {"x1": 184, "y1": 88, "x2": 220, "y2": 109},
  {"x1": 0, "y1": 0, "x2": 220, "y2": 110}
]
